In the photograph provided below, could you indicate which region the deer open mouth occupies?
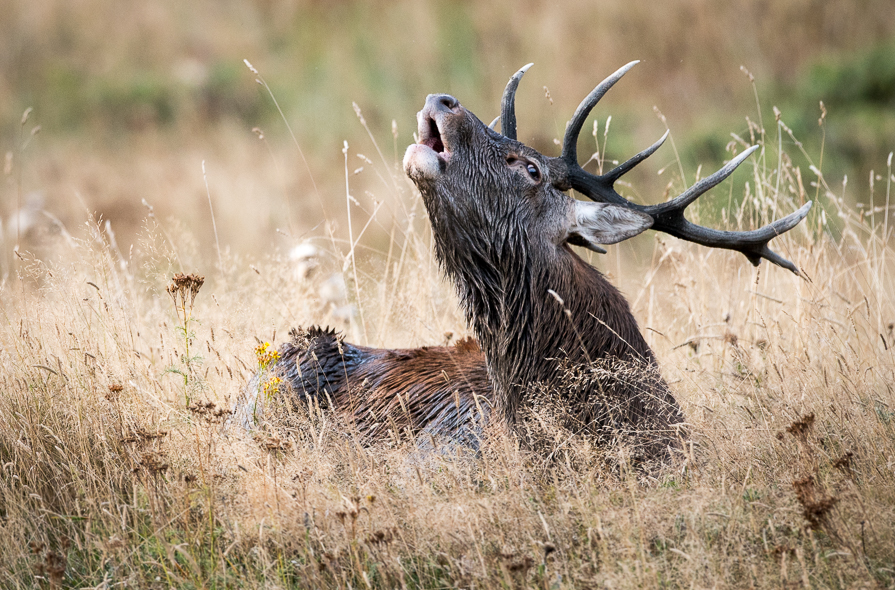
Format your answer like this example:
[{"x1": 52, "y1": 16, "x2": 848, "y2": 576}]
[
  {"x1": 422, "y1": 117, "x2": 446, "y2": 154},
  {"x1": 404, "y1": 96, "x2": 459, "y2": 181},
  {"x1": 417, "y1": 115, "x2": 451, "y2": 165}
]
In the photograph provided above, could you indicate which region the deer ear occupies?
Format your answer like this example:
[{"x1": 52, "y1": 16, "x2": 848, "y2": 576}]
[{"x1": 566, "y1": 201, "x2": 653, "y2": 252}]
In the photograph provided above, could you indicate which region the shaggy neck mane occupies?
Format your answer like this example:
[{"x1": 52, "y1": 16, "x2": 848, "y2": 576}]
[{"x1": 431, "y1": 208, "x2": 657, "y2": 427}]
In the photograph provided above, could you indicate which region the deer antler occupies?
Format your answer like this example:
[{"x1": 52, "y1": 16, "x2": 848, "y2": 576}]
[
  {"x1": 495, "y1": 63, "x2": 534, "y2": 140},
  {"x1": 498, "y1": 62, "x2": 812, "y2": 274},
  {"x1": 550, "y1": 61, "x2": 812, "y2": 274}
]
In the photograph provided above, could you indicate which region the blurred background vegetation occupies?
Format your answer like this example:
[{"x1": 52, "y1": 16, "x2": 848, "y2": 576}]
[{"x1": 1, "y1": 0, "x2": 893, "y2": 266}]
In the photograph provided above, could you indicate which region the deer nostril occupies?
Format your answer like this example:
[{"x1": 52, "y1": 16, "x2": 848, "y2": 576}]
[{"x1": 430, "y1": 94, "x2": 459, "y2": 111}]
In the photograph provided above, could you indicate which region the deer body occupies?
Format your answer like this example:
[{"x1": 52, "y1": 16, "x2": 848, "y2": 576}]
[
  {"x1": 235, "y1": 62, "x2": 811, "y2": 460},
  {"x1": 232, "y1": 327, "x2": 492, "y2": 449}
]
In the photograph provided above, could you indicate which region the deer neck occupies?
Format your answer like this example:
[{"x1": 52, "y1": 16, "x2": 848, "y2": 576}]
[{"x1": 434, "y1": 223, "x2": 657, "y2": 426}]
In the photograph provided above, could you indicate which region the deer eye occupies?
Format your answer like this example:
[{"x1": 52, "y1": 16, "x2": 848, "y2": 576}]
[{"x1": 507, "y1": 156, "x2": 541, "y2": 183}]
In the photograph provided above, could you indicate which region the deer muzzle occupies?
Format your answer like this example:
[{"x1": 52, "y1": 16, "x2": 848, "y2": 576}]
[{"x1": 403, "y1": 94, "x2": 461, "y2": 182}]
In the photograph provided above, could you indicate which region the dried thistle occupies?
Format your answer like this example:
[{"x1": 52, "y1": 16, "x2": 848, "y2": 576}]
[
  {"x1": 507, "y1": 556, "x2": 535, "y2": 573},
  {"x1": 120, "y1": 427, "x2": 168, "y2": 445},
  {"x1": 44, "y1": 551, "x2": 66, "y2": 589},
  {"x1": 188, "y1": 400, "x2": 232, "y2": 423},
  {"x1": 786, "y1": 413, "x2": 815, "y2": 444},
  {"x1": 167, "y1": 272, "x2": 205, "y2": 312},
  {"x1": 366, "y1": 528, "x2": 395, "y2": 545},
  {"x1": 723, "y1": 331, "x2": 739, "y2": 347},
  {"x1": 792, "y1": 476, "x2": 838, "y2": 530},
  {"x1": 134, "y1": 451, "x2": 169, "y2": 476},
  {"x1": 256, "y1": 435, "x2": 290, "y2": 452},
  {"x1": 31, "y1": 547, "x2": 66, "y2": 590},
  {"x1": 166, "y1": 272, "x2": 205, "y2": 404},
  {"x1": 833, "y1": 451, "x2": 855, "y2": 478},
  {"x1": 105, "y1": 383, "x2": 124, "y2": 402}
]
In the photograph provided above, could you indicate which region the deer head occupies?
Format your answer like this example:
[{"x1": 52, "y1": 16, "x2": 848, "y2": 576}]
[
  {"x1": 403, "y1": 62, "x2": 811, "y2": 434},
  {"x1": 404, "y1": 92, "x2": 653, "y2": 262}
]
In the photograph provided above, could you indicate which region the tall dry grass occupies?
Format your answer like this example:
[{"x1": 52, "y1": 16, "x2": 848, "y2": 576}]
[
  {"x1": 1, "y1": 97, "x2": 894, "y2": 589},
  {"x1": 3, "y1": 0, "x2": 894, "y2": 268}
]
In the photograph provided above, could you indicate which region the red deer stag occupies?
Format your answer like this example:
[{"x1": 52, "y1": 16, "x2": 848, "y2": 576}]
[{"x1": 233, "y1": 62, "x2": 811, "y2": 459}]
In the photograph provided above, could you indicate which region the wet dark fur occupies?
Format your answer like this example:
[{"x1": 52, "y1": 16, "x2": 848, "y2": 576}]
[
  {"x1": 409, "y1": 96, "x2": 684, "y2": 459},
  {"x1": 243, "y1": 327, "x2": 492, "y2": 450},
  {"x1": 235, "y1": 93, "x2": 685, "y2": 462}
]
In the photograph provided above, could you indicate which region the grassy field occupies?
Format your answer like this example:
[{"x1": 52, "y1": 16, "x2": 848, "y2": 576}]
[
  {"x1": 2, "y1": 98, "x2": 894, "y2": 588},
  {"x1": 3, "y1": 0, "x2": 895, "y2": 263},
  {"x1": 2, "y1": 1, "x2": 895, "y2": 588}
]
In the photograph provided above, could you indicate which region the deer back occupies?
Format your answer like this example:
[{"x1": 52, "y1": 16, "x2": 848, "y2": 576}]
[{"x1": 233, "y1": 327, "x2": 491, "y2": 450}]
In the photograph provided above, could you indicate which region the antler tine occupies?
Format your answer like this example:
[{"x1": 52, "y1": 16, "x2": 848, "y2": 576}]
[
  {"x1": 488, "y1": 116, "x2": 500, "y2": 130},
  {"x1": 562, "y1": 60, "x2": 640, "y2": 165},
  {"x1": 603, "y1": 130, "x2": 669, "y2": 184},
  {"x1": 649, "y1": 145, "x2": 759, "y2": 215},
  {"x1": 500, "y1": 63, "x2": 534, "y2": 140},
  {"x1": 658, "y1": 201, "x2": 813, "y2": 273}
]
